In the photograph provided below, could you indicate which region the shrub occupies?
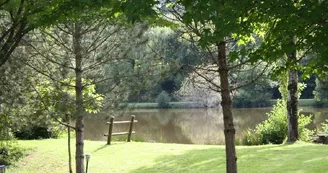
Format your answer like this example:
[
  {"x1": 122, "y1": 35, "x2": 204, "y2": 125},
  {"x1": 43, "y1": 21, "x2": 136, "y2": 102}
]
[
  {"x1": 14, "y1": 124, "x2": 62, "y2": 140},
  {"x1": 319, "y1": 120, "x2": 328, "y2": 134},
  {"x1": 256, "y1": 100, "x2": 287, "y2": 144},
  {"x1": 241, "y1": 99, "x2": 314, "y2": 145},
  {"x1": 299, "y1": 114, "x2": 314, "y2": 142},
  {"x1": 233, "y1": 94, "x2": 271, "y2": 108},
  {"x1": 241, "y1": 129, "x2": 261, "y2": 146},
  {"x1": 313, "y1": 77, "x2": 328, "y2": 106},
  {"x1": 0, "y1": 145, "x2": 25, "y2": 165},
  {"x1": 156, "y1": 91, "x2": 171, "y2": 108}
]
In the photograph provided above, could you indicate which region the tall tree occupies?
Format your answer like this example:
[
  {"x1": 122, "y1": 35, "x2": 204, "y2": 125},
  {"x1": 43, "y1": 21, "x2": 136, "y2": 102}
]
[
  {"x1": 287, "y1": 37, "x2": 298, "y2": 142},
  {"x1": 164, "y1": 1, "x2": 268, "y2": 172},
  {"x1": 23, "y1": 17, "x2": 152, "y2": 172},
  {"x1": 248, "y1": 0, "x2": 328, "y2": 142}
]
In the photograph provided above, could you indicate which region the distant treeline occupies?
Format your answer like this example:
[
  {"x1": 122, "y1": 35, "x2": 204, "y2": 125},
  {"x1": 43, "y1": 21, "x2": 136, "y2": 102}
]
[{"x1": 127, "y1": 73, "x2": 328, "y2": 109}]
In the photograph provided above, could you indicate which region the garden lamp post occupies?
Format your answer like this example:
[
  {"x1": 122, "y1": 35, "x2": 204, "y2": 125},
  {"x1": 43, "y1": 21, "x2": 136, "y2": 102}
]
[
  {"x1": 0, "y1": 165, "x2": 5, "y2": 173},
  {"x1": 85, "y1": 154, "x2": 91, "y2": 173}
]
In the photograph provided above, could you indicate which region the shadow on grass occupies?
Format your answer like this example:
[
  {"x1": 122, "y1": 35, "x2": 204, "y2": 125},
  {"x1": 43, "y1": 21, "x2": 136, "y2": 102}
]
[
  {"x1": 92, "y1": 142, "x2": 125, "y2": 152},
  {"x1": 131, "y1": 143, "x2": 328, "y2": 173},
  {"x1": 93, "y1": 144, "x2": 109, "y2": 152},
  {"x1": 131, "y1": 147, "x2": 226, "y2": 173}
]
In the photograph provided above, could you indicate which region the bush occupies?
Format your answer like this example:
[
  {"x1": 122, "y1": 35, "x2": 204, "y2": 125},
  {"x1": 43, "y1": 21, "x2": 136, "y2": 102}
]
[
  {"x1": 319, "y1": 120, "x2": 328, "y2": 134},
  {"x1": 241, "y1": 129, "x2": 261, "y2": 146},
  {"x1": 233, "y1": 95, "x2": 271, "y2": 108},
  {"x1": 313, "y1": 77, "x2": 328, "y2": 106},
  {"x1": 156, "y1": 91, "x2": 171, "y2": 108},
  {"x1": 242, "y1": 100, "x2": 314, "y2": 145},
  {"x1": 14, "y1": 125, "x2": 61, "y2": 140},
  {"x1": 299, "y1": 114, "x2": 314, "y2": 142},
  {"x1": 0, "y1": 145, "x2": 25, "y2": 165},
  {"x1": 256, "y1": 100, "x2": 287, "y2": 144}
]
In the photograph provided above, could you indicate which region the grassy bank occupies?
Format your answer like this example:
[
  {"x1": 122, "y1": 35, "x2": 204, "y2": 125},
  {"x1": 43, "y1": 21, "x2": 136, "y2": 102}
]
[
  {"x1": 8, "y1": 139, "x2": 328, "y2": 173},
  {"x1": 269, "y1": 99, "x2": 318, "y2": 107},
  {"x1": 126, "y1": 102, "x2": 200, "y2": 109},
  {"x1": 127, "y1": 99, "x2": 318, "y2": 109}
]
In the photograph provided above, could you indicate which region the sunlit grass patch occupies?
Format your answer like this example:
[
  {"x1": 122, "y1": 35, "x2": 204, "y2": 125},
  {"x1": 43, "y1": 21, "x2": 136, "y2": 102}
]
[{"x1": 8, "y1": 139, "x2": 328, "y2": 173}]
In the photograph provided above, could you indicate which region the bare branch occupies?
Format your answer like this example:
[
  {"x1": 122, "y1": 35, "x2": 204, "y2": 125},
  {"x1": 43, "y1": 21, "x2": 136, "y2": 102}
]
[
  {"x1": 86, "y1": 25, "x2": 121, "y2": 53},
  {"x1": 20, "y1": 58, "x2": 76, "y2": 88},
  {"x1": 26, "y1": 40, "x2": 75, "y2": 70},
  {"x1": 42, "y1": 30, "x2": 73, "y2": 53}
]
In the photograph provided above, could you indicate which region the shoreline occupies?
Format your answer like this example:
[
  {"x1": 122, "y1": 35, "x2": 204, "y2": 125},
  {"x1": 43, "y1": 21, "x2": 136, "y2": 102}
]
[{"x1": 124, "y1": 99, "x2": 321, "y2": 109}]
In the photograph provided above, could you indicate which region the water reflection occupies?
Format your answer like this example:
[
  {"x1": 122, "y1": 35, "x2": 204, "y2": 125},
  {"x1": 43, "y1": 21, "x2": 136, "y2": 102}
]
[{"x1": 83, "y1": 107, "x2": 328, "y2": 144}]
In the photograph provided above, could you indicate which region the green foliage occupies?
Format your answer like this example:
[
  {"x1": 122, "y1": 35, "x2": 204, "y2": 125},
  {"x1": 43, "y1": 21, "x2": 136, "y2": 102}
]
[
  {"x1": 233, "y1": 90, "x2": 271, "y2": 108},
  {"x1": 248, "y1": 0, "x2": 328, "y2": 77},
  {"x1": 242, "y1": 100, "x2": 314, "y2": 145},
  {"x1": 241, "y1": 129, "x2": 260, "y2": 146},
  {"x1": 14, "y1": 125, "x2": 61, "y2": 140},
  {"x1": 0, "y1": 0, "x2": 100, "y2": 67},
  {"x1": 35, "y1": 78, "x2": 104, "y2": 116},
  {"x1": 232, "y1": 63, "x2": 277, "y2": 108},
  {"x1": 0, "y1": 144, "x2": 25, "y2": 166},
  {"x1": 319, "y1": 120, "x2": 328, "y2": 134},
  {"x1": 298, "y1": 114, "x2": 314, "y2": 142},
  {"x1": 256, "y1": 100, "x2": 288, "y2": 144},
  {"x1": 0, "y1": 113, "x2": 14, "y2": 144},
  {"x1": 156, "y1": 91, "x2": 171, "y2": 108},
  {"x1": 313, "y1": 77, "x2": 328, "y2": 106},
  {"x1": 241, "y1": 65, "x2": 315, "y2": 145},
  {"x1": 0, "y1": 76, "x2": 103, "y2": 141},
  {"x1": 127, "y1": 27, "x2": 203, "y2": 102},
  {"x1": 0, "y1": 112, "x2": 24, "y2": 165}
]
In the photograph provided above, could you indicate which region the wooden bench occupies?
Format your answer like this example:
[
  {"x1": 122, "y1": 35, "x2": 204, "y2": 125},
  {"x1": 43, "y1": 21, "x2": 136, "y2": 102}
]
[
  {"x1": 314, "y1": 134, "x2": 328, "y2": 144},
  {"x1": 104, "y1": 115, "x2": 137, "y2": 145}
]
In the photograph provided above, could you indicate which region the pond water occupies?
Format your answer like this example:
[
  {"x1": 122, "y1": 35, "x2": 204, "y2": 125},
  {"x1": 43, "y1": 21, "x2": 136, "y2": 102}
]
[{"x1": 83, "y1": 107, "x2": 328, "y2": 144}]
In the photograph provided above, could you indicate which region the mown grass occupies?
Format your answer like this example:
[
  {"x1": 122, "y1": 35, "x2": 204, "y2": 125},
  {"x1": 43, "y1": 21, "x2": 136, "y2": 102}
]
[{"x1": 8, "y1": 139, "x2": 328, "y2": 173}]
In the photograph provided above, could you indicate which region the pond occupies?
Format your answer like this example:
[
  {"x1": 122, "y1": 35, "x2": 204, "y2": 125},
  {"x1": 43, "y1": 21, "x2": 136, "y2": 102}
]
[{"x1": 83, "y1": 107, "x2": 328, "y2": 145}]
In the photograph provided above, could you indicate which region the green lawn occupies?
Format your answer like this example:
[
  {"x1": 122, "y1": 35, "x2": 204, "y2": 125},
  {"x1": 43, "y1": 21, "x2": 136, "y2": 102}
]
[{"x1": 7, "y1": 139, "x2": 328, "y2": 173}]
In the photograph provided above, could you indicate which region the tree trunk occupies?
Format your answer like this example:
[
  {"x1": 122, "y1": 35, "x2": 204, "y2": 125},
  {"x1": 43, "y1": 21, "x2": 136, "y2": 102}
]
[
  {"x1": 287, "y1": 37, "x2": 299, "y2": 142},
  {"x1": 66, "y1": 115, "x2": 73, "y2": 173},
  {"x1": 217, "y1": 41, "x2": 237, "y2": 173},
  {"x1": 62, "y1": 41, "x2": 73, "y2": 173},
  {"x1": 73, "y1": 23, "x2": 85, "y2": 173}
]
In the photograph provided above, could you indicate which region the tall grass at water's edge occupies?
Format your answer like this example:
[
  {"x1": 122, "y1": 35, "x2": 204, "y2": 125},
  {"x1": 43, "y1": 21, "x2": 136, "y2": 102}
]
[{"x1": 126, "y1": 99, "x2": 319, "y2": 109}]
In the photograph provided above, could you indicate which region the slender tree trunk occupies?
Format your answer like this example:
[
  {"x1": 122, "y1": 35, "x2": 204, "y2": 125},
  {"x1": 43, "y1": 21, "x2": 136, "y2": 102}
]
[
  {"x1": 73, "y1": 23, "x2": 85, "y2": 173},
  {"x1": 217, "y1": 41, "x2": 237, "y2": 173},
  {"x1": 66, "y1": 115, "x2": 73, "y2": 173},
  {"x1": 62, "y1": 42, "x2": 73, "y2": 173},
  {"x1": 287, "y1": 37, "x2": 299, "y2": 142}
]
